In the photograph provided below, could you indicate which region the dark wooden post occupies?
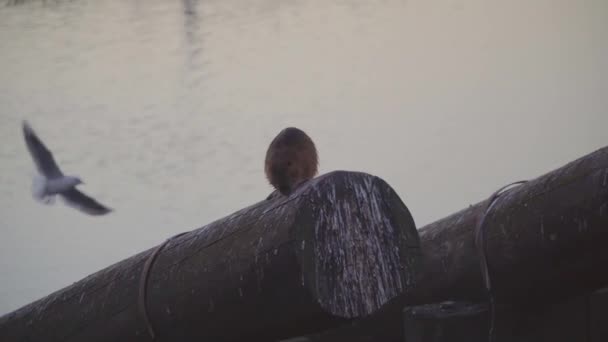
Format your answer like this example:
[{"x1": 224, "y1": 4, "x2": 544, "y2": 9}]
[{"x1": 0, "y1": 171, "x2": 419, "y2": 342}]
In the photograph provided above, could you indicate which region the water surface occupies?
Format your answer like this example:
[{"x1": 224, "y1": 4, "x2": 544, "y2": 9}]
[{"x1": 0, "y1": 0, "x2": 607, "y2": 314}]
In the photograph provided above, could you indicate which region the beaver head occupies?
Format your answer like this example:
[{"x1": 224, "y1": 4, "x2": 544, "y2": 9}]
[{"x1": 265, "y1": 127, "x2": 318, "y2": 195}]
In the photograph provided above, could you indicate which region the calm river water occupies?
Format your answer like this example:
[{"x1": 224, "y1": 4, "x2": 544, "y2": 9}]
[{"x1": 0, "y1": 0, "x2": 606, "y2": 314}]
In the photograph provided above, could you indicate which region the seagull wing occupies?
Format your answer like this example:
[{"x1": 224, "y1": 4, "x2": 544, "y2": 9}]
[
  {"x1": 61, "y1": 188, "x2": 112, "y2": 216},
  {"x1": 22, "y1": 121, "x2": 63, "y2": 178}
]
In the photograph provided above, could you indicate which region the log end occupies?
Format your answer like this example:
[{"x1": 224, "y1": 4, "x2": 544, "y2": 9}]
[{"x1": 293, "y1": 171, "x2": 420, "y2": 318}]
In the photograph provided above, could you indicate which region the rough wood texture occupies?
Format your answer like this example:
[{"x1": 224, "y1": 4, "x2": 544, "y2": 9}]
[
  {"x1": 415, "y1": 146, "x2": 608, "y2": 307},
  {"x1": 402, "y1": 302, "x2": 489, "y2": 342},
  {"x1": 277, "y1": 145, "x2": 608, "y2": 341},
  {"x1": 278, "y1": 303, "x2": 407, "y2": 342},
  {"x1": 0, "y1": 171, "x2": 419, "y2": 342}
]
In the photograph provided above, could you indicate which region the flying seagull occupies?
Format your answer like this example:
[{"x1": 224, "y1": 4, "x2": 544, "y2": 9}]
[{"x1": 22, "y1": 120, "x2": 112, "y2": 216}]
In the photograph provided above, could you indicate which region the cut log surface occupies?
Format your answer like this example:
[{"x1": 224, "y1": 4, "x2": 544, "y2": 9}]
[{"x1": 0, "y1": 171, "x2": 419, "y2": 342}]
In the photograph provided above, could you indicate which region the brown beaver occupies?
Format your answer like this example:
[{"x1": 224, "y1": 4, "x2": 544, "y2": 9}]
[{"x1": 265, "y1": 127, "x2": 318, "y2": 196}]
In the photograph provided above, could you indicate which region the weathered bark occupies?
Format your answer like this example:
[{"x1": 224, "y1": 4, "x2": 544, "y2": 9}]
[
  {"x1": 278, "y1": 145, "x2": 608, "y2": 341},
  {"x1": 414, "y1": 146, "x2": 608, "y2": 307},
  {"x1": 0, "y1": 171, "x2": 419, "y2": 342}
]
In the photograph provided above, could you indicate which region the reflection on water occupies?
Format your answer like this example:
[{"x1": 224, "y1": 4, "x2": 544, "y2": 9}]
[{"x1": 0, "y1": 0, "x2": 607, "y2": 314}]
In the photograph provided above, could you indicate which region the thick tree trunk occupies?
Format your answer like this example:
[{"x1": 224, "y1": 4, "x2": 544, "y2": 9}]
[{"x1": 0, "y1": 171, "x2": 419, "y2": 342}]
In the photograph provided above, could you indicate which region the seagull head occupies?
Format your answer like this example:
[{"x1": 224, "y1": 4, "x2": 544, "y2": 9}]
[{"x1": 65, "y1": 176, "x2": 84, "y2": 186}]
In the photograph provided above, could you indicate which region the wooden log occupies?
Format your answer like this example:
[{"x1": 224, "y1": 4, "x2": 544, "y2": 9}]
[
  {"x1": 277, "y1": 302, "x2": 407, "y2": 342},
  {"x1": 401, "y1": 301, "x2": 489, "y2": 342},
  {"x1": 278, "y1": 301, "x2": 489, "y2": 342},
  {"x1": 0, "y1": 171, "x2": 419, "y2": 342},
  {"x1": 415, "y1": 146, "x2": 608, "y2": 307},
  {"x1": 276, "y1": 145, "x2": 608, "y2": 341}
]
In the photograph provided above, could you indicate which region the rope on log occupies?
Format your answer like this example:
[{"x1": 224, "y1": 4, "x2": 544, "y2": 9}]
[
  {"x1": 138, "y1": 231, "x2": 190, "y2": 340},
  {"x1": 475, "y1": 180, "x2": 528, "y2": 342}
]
